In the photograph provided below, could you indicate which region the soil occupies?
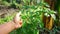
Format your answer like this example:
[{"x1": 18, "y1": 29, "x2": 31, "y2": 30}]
[{"x1": 0, "y1": 5, "x2": 19, "y2": 18}]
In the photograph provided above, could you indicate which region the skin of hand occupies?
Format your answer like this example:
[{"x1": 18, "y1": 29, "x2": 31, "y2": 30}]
[{"x1": 0, "y1": 12, "x2": 22, "y2": 34}]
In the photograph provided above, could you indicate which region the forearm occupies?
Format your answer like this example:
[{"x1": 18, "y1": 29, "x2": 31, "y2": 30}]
[{"x1": 0, "y1": 21, "x2": 15, "y2": 34}]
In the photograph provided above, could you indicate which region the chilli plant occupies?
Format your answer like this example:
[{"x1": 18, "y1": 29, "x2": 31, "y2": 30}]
[{"x1": 14, "y1": 2, "x2": 56, "y2": 34}]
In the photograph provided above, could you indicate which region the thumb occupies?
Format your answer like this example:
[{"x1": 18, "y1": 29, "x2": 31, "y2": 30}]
[{"x1": 14, "y1": 12, "x2": 21, "y2": 23}]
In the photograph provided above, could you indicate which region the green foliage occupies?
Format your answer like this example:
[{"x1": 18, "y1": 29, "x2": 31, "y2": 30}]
[
  {"x1": 0, "y1": 14, "x2": 15, "y2": 24},
  {"x1": 55, "y1": 0, "x2": 60, "y2": 26},
  {"x1": 1, "y1": 1, "x2": 10, "y2": 6},
  {"x1": 0, "y1": 0, "x2": 49, "y2": 9},
  {"x1": 22, "y1": 0, "x2": 30, "y2": 4},
  {"x1": 15, "y1": 3, "x2": 56, "y2": 34}
]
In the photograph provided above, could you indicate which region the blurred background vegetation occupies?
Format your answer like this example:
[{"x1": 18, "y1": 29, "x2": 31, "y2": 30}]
[{"x1": 0, "y1": 0, "x2": 60, "y2": 34}]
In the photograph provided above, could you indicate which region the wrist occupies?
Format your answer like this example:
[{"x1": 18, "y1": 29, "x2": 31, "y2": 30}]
[
  {"x1": 10, "y1": 21, "x2": 16, "y2": 29},
  {"x1": 11, "y1": 21, "x2": 20, "y2": 29}
]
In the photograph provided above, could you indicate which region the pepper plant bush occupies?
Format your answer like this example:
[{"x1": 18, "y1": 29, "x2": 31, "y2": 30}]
[{"x1": 15, "y1": 4, "x2": 56, "y2": 34}]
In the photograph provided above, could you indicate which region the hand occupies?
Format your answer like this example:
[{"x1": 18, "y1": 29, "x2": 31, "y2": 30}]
[{"x1": 13, "y1": 12, "x2": 22, "y2": 28}]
